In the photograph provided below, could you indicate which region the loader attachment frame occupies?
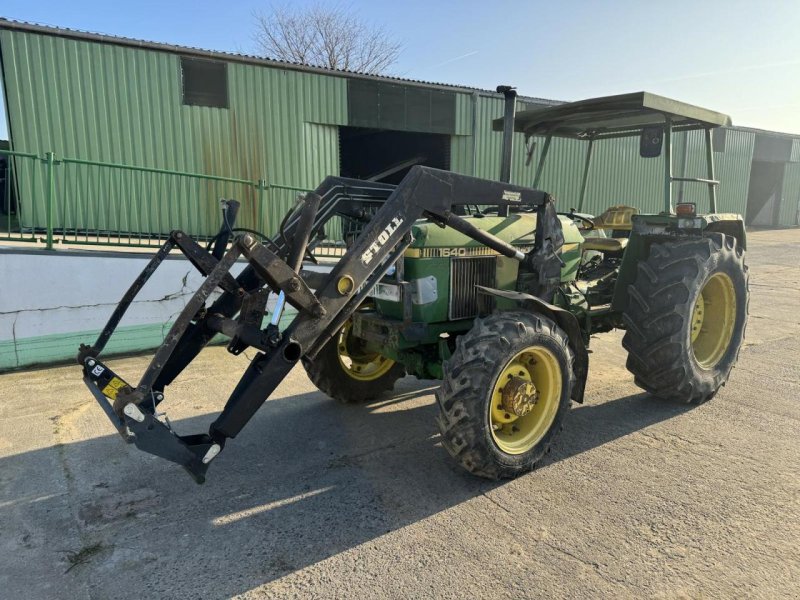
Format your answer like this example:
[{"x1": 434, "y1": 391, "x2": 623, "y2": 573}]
[{"x1": 78, "y1": 166, "x2": 563, "y2": 483}]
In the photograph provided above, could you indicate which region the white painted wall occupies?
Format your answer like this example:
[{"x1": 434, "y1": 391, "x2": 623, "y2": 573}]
[
  {"x1": 2, "y1": 251, "x2": 225, "y2": 337},
  {"x1": 0, "y1": 248, "x2": 250, "y2": 369},
  {"x1": 0, "y1": 246, "x2": 333, "y2": 370}
]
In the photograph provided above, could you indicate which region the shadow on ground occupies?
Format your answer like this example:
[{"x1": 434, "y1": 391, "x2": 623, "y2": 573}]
[{"x1": 1, "y1": 381, "x2": 695, "y2": 598}]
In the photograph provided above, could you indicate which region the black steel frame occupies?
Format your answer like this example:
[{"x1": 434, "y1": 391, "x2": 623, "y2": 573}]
[{"x1": 78, "y1": 166, "x2": 563, "y2": 483}]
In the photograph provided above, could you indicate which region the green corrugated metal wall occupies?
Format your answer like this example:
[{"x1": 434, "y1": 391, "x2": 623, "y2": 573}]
[
  {"x1": 675, "y1": 128, "x2": 755, "y2": 216},
  {"x1": 0, "y1": 28, "x2": 347, "y2": 172},
  {"x1": 2, "y1": 24, "x2": 799, "y2": 234},
  {"x1": 0, "y1": 27, "x2": 346, "y2": 235}
]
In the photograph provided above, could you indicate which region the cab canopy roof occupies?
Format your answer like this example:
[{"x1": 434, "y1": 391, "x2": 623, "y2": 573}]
[{"x1": 493, "y1": 92, "x2": 732, "y2": 140}]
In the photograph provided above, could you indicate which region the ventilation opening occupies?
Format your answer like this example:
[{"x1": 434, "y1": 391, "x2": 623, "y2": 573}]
[
  {"x1": 181, "y1": 57, "x2": 228, "y2": 109},
  {"x1": 339, "y1": 126, "x2": 450, "y2": 184}
]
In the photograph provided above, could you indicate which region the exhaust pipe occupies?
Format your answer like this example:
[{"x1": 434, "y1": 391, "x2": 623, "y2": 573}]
[
  {"x1": 497, "y1": 85, "x2": 517, "y2": 184},
  {"x1": 496, "y1": 85, "x2": 517, "y2": 217}
]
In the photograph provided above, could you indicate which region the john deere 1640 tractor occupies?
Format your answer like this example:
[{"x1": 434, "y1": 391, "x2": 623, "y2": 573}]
[{"x1": 78, "y1": 90, "x2": 748, "y2": 483}]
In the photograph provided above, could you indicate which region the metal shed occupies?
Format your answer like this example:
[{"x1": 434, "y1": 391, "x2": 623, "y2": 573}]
[{"x1": 0, "y1": 18, "x2": 797, "y2": 246}]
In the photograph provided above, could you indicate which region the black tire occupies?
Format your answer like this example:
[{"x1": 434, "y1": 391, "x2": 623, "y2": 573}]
[
  {"x1": 303, "y1": 321, "x2": 405, "y2": 404},
  {"x1": 436, "y1": 311, "x2": 575, "y2": 479},
  {"x1": 622, "y1": 234, "x2": 749, "y2": 403}
]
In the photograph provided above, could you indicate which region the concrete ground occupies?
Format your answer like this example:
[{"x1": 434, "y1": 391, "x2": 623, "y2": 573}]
[{"x1": 1, "y1": 228, "x2": 798, "y2": 599}]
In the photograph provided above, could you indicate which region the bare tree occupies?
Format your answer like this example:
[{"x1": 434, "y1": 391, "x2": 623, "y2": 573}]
[{"x1": 253, "y1": 3, "x2": 401, "y2": 74}]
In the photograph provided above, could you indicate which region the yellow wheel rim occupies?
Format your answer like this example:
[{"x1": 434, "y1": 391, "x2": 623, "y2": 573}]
[
  {"x1": 691, "y1": 272, "x2": 737, "y2": 369},
  {"x1": 336, "y1": 321, "x2": 396, "y2": 382},
  {"x1": 489, "y1": 346, "x2": 562, "y2": 455}
]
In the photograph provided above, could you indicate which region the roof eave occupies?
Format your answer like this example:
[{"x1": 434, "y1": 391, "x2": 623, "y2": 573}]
[
  {"x1": 0, "y1": 17, "x2": 561, "y2": 104},
  {"x1": 492, "y1": 91, "x2": 732, "y2": 136}
]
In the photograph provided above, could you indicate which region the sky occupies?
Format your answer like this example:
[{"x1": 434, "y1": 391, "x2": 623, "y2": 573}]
[{"x1": 1, "y1": 0, "x2": 800, "y2": 139}]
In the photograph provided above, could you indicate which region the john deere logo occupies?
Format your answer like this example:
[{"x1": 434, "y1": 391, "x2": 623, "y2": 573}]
[
  {"x1": 362, "y1": 215, "x2": 405, "y2": 266},
  {"x1": 502, "y1": 190, "x2": 521, "y2": 202}
]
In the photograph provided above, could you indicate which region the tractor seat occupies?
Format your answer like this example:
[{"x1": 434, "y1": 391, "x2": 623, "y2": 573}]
[
  {"x1": 593, "y1": 205, "x2": 638, "y2": 230},
  {"x1": 582, "y1": 236, "x2": 628, "y2": 253}
]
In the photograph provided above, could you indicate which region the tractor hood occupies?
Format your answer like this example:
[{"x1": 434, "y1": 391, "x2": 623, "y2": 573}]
[
  {"x1": 408, "y1": 213, "x2": 582, "y2": 250},
  {"x1": 409, "y1": 214, "x2": 537, "y2": 249}
]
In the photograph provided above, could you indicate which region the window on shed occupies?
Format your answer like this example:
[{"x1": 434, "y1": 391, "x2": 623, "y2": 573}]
[{"x1": 181, "y1": 57, "x2": 228, "y2": 108}]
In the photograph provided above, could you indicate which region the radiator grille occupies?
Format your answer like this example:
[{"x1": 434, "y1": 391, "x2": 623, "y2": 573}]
[{"x1": 449, "y1": 256, "x2": 497, "y2": 319}]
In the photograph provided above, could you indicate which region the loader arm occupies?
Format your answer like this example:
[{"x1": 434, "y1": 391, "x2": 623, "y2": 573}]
[{"x1": 78, "y1": 166, "x2": 564, "y2": 482}]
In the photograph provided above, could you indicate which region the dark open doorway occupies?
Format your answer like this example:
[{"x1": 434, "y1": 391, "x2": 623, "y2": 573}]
[
  {"x1": 339, "y1": 126, "x2": 450, "y2": 184},
  {"x1": 0, "y1": 63, "x2": 15, "y2": 216},
  {"x1": 0, "y1": 139, "x2": 14, "y2": 216},
  {"x1": 746, "y1": 161, "x2": 785, "y2": 226}
]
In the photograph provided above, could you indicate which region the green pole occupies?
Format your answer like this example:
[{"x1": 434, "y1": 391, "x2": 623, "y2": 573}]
[
  {"x1": 663, "y1": 117, "x2": 673, "y2": 214},
  {"x1": 577, "y1": 139, "x2": 594, "y2": 212},
  {"x1": 257, "y1": 178, "x2": 267, "y2": 233},
  {"x1": 45, "y1": 151, "x2": 55, "y2": 250},
  {"x1": 704, "y1": 128, "x2": 718, "y2": 213},
  {"x1": 533, "y1": 135, "x2": 552, "y2": 189}
]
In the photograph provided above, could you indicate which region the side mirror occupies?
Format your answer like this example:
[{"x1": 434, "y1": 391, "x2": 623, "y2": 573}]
[{"x1": 639, "y1": 126, "x2": 663, "y2": 158}]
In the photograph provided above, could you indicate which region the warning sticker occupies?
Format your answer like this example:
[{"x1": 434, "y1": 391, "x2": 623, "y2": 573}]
[{"x1": 101, "y1": 377, "x2": 128, "y2": 400}]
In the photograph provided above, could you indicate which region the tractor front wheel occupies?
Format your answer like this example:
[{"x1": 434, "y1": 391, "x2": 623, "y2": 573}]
[
  {"x1": 622, "y1": 234, "x2": 749, "y2": 403},
  {"x1": 437, "y1": 311, "x2": 575, "y2": 479},
  {"x1": 303, "y1": 320, "x2": 405, "y2": 404}
]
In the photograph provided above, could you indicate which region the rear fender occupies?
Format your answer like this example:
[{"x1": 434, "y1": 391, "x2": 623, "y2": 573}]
[
  {"x1": 703, "y1": 213, "x2": 746, "y2": 251},
  {"x1": 612, "y1": 212, "x2": 747, "y2": 313},
  {"x1": 476, "y1": 285, "x2": 588, "y2": 403}
]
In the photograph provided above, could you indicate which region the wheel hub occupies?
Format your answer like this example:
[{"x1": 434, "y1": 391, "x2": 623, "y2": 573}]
[
  {"x1": 690, "y1": 272, "x2": 737, "y2": 369},
  {"x1": 336, "y1": 321, "x2": 397, "y2": 381},
  {"x1": 489, "y1": 346, "x2": 562, "y2": 455},
  {"x1": 501, "y1": 376, "x2": 538, "y2": 416}
]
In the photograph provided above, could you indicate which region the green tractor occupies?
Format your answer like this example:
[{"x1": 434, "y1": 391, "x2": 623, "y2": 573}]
[
  {"x1": 78, "y1": 91, "x2": 748, "y2": 484},
  {"x1": 304, "y1": 91, "x2": 749, "y2": 479}
]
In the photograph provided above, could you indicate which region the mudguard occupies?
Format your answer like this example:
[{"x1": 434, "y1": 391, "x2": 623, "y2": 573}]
[{"x1": 476, "y1": 285, "x2": 588, "y2": 403}]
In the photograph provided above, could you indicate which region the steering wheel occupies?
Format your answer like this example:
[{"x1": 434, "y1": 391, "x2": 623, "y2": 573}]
[{"x1": 564, "y1": 211, "x2": 595, "y2": 231}]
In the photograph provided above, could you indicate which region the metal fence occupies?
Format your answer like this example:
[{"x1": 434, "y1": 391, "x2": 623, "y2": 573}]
[{"x1": 0, "y1": 148, "x2": 350, "y2": 253}]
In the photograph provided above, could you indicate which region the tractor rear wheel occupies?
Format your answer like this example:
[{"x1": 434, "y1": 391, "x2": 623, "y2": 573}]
[
  {"x1": 622, "y1": 234, "x2": 749, "y2": 403},
  {"x1": 303, "y1": 319, "x2": 405, "y2": 404},
  {"x1": 436, "y1": 311, "x2": 574, "y2": 479}
]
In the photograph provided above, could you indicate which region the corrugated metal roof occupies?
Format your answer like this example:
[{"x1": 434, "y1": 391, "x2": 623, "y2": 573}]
[
  {"x1": 499, "y1": 91, "x2": 732, "y2": 137},
  {"x1": 0, "y1": 17, "x2": 561, "y2": 106}
]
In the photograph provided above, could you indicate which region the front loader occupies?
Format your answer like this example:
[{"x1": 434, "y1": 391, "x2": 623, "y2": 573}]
[{"x1": 78, "y1": 90, "x2": 749, "y2": 482}]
